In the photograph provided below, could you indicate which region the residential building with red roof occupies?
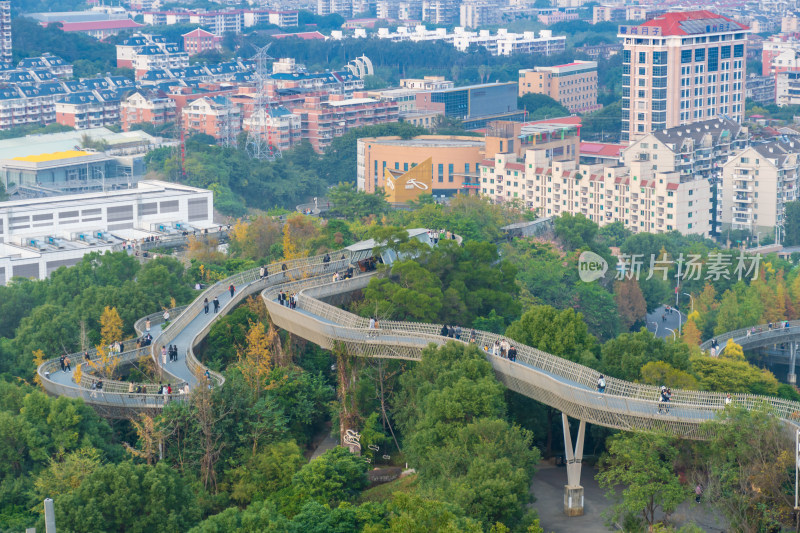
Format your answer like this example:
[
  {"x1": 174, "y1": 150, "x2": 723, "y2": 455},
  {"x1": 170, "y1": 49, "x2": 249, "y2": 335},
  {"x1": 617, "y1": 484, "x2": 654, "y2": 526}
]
[
  {"x1": 619, "y1": 10, "x2": 749, "y2": 143},
  {"x1": 57, "y1": 19, "x2": 143, "y2": 40},
  {"x1": 183, "y1": 28, "x2": 222, "y2": 56}
]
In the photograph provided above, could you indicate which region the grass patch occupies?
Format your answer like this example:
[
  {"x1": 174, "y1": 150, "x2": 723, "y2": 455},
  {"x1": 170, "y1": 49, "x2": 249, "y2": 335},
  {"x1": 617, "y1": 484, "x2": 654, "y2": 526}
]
[{"x1": 359, "y1": 473, "x2": 418, "y2": 503}]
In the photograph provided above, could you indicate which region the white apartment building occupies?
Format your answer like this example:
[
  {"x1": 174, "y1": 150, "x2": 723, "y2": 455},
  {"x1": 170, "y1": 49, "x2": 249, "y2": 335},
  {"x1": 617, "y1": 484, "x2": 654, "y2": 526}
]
[
  {"x1": 620, "y1": 10, "x2": 749, "y2": 142},
  {"x1": 622, "y1": 117, "x2": 748, "y2": 235},
  {"x1": 116, "y1": 34, "x2": 189, "y2": 78},
  {"x1": 0, "y1": 2, "x2": 10, "y2": 66},
  {"x1": 721, "y1": 139, "x2": 800, "y2": 238},
  {"x1": 376, "y1": 26, "x2": 566, "y2": 56},
  {"x1": 0, "y1": 181, "x2": 214, "y2": 285}
]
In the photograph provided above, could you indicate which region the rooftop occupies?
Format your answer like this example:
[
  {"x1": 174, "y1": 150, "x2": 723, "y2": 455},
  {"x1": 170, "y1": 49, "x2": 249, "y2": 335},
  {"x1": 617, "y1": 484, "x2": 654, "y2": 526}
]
[
  {"x1": 637, "y1": 10, "x2": 747, "y2": 36},
  {"x1": 59, "y1": 19, "x2": 144, "y2": 32},
  {"x1": 364, "y1": 136, "x2": 485, "y2": 148},
  {"x1": 0, "y1": 128, "x2": 160, "y2": 161},
  {"x1": 12, "y1": 150, "x2": 91, "y2": 163}
]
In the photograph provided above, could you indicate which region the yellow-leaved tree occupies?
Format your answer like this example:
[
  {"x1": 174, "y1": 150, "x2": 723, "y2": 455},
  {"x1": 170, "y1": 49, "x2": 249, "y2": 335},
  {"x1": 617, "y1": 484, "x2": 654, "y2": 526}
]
[
  {"x1": 721, "y1": 340, "x2": 745, "y2": 361},
  {"x1": 237, "y1": 320, "x2": 276, "y2": 399},
  {"x1": 32, "y1": 349, "x2": 46, "y2": 387},
  {"x1": 89, "y1": 306, "x2": 122, "y2": 379},
  {"x1": 681, "y1": 317, "x2": 702, "y2": 347}
]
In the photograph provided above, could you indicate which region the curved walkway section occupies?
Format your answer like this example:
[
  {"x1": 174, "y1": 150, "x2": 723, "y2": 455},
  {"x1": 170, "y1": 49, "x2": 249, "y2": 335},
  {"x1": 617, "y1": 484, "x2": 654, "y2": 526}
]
[
  {"x1": 38, "y1": 251, "x2": 353, "y2": 417},
  {"x1": 263, "y1": 278, "x2": 800, "y2": 438}
]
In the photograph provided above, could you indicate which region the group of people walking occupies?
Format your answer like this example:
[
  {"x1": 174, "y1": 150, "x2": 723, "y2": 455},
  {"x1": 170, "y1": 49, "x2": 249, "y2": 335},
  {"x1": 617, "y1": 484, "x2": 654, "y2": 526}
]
[
  {"x1": 278, "y1": 290, "x2": 297, "y2": 309},
  {"x1": 203, "y1": 297, "x2": 221, "y2": 314},
  {"x1": 490, "y1": 339, "x2": 517, "y2": 361},
  {"x1": 161, "y1": 345, "x2": 179, "y2": 364}
]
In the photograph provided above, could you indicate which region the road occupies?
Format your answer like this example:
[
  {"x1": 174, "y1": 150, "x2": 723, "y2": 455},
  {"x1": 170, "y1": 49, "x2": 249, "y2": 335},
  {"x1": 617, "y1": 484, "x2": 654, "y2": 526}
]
[{"x1": 646, "y1": 304, "x2": 688, "y2": 340}]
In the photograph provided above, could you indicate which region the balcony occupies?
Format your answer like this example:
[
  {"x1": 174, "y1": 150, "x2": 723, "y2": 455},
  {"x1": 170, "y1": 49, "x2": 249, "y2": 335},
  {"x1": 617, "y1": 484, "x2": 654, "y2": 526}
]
[
  {"x1": 734, "y1": 184, "x2": 752, "y2": 192},
  {"x1": 733, "y1": 195, "x2": 752, "y2": 203},
  {"x1": 732, "y1": 207, "x2": 752, "y2": 215}
]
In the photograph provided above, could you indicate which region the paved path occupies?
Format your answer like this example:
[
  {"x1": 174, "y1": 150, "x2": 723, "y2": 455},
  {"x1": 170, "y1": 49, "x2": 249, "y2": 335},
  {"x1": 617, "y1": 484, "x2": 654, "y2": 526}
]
[
  {"x1": 647, "y1": 304, "x2": 688, "y2": 340},
  {"x1": 531, "y1": 464, "x2": 728, "y2": 532},
  {"x1": 47, "y1": 283, "x2": 249, "y2": 388}
]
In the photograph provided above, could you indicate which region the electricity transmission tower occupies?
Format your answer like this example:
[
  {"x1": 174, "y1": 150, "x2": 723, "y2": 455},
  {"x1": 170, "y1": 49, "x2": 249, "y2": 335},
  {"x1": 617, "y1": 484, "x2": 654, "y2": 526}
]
[{"x1": 246, "y1": 44, "x2": 281, "y2": 161}]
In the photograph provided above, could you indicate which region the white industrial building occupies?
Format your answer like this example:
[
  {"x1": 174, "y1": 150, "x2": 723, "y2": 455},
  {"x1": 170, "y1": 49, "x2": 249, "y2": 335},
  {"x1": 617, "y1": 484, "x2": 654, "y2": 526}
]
[{"x1": 0, "y1": 180, "x2": 214, "y2": 285}]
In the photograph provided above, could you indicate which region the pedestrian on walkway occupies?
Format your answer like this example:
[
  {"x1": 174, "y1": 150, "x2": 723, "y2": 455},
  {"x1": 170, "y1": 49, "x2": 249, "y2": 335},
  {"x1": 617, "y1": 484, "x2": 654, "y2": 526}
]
[
  {"x1": 508, "y1": 345, "x2": 517, "y2": 361},
  {"x1": 204, "y1": 298, "x2": 209, "y2": 314},
  {"x1": 695, "y1": 484, "x2": 703, "y2": 503},
  {"x1": 369, "y1": 317, "x2": 376, "y2": 329},
  {"x1": 440, "y1": 324, "x2": 448, "y2": 336},
  {"x1": 213, "y1": 297, "x2": 220, "y2": 313},
  {"x1": 84, "y1": 350, "x2": 90, "y2": 362},
  {"x1": 146, "y1": 319, "x2": 151, "y2": 332},
  {"x1": 161, "y1": 346, "x2": 167, "y2": 366},
  {"x1": 597, "y1": 374, "x2": 606, "y2": 393},
  {"x1": 64, "y1": 356, "x2": 71, "y2": 372},
  {"x1": 128, "y1": 382, "x2": 134, "y2": 393},
  {"x1": 59, "y1": 354, "x2": 65, "y2": 372},
  {"x1": 725, "y1": 393, "x2": 732, "y2": 405},
  {"x1": 259, "y1": 266, "x2": 265, "y2": 279},
  {"x1": 163, "y1": 310, "x2": 170, "y2": 322},
  {"x1": 229, "y1": 284, "x2": 235, "y2": 298}
]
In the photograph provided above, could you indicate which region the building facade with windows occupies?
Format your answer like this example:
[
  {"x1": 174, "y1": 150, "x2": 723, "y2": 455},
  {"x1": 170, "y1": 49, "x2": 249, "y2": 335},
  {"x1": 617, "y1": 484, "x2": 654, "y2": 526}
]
[
  {"x1": 357, "y1": 135, "x2": 485, "y2": 196},
  {"x1": 721, "y1": 139, "x2": 800, "y2": 238},
  {"x1": 518, "y1": 60, "x2": 600, "y2": 113},
  {"x1": 619, "y1": 10, "x2": 749, "y2": 142},
  {"x1": 621, "y1": 117, "x2": 748, "y2": 235},
  {"x1": 0, "y1": 181, "x2": 214, "y2": 285}
]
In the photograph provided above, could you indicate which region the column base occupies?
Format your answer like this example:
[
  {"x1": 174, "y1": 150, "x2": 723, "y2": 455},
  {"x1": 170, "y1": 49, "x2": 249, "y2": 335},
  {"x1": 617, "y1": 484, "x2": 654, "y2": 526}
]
[
  {"x1": 789, "y1": 373, "x2": 797, "y2": 385},
  {"x1": 564, "y1": 485, "x2": 584, "y2": 516}
]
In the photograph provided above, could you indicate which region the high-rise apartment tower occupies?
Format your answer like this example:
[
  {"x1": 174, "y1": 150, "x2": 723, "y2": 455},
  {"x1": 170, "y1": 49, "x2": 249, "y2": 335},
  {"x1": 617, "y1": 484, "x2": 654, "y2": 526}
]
[{"x1": 619, "y1": 11, "x2": 749, "y2": 142}]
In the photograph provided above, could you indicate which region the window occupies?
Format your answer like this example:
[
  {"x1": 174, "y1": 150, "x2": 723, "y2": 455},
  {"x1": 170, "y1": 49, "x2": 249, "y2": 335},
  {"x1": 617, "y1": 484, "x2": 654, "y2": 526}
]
[
  {"x1": 438, "y1": 163, "x2": 444, "y2": 183},
  {"x1": 639, "y1": 51, "x2": 647, "y2": 63},
  {"x1": 681, "y1": 49, "x2": 692, "y2": 63},
  {"x1": 695, "y1": 48, "x2": 705, "y2": 62},
  {"x1": 708, "y1": 47, "x2": 718, "y2": 72},
  {"x1": 721, "y1": 45, "x2": 731, "y2": 59},
  {"x1": 404, "y1": 163, "x2": 409, "y2": 171},
  {"x1": 448, "y1": 163, "x2": 453, "y2": 182},
  {"x1": 733, "y1": 44, "x2": 744, "y2": 58}
]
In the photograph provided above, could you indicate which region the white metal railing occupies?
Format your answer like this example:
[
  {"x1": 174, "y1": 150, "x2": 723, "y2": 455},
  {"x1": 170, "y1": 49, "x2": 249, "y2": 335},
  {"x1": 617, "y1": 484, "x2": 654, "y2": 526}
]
[
  {"x1": 260, "y1": 276, "x2": 800, "y2": 436},
  {"x1": 37, "y1": 250, "x2": 352, "y2": 409}
]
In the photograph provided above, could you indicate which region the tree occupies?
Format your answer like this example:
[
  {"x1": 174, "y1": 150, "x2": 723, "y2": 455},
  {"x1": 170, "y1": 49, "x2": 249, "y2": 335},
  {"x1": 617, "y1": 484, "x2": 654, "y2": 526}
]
[
  {"x1": 554, "y1": 213, "x2": 598, "y2": 250},
  {"x1": 89, "y1": 306, "x2": 123, "y2": 379},
  {"x1": 237, "y1": 320, "x2": 275, "y2": 400},
  {"x1": 505, "y1": 305, "x2": 598, "y2": 365},
  {"x1": 601, "y1": 329, "x2": 690, "y2": 382},
  {"x1": 699, "y1": 407, "x2": 795, "y2": 532},
  {"x1": 360, "y1": 260, "x2": 443, "y2": 322},
  {"x1": 49, "y1": 461, "x2": 201, "y2": 533},
  {"x1": 328, "y1": 182, "x2": 390, "y2": 219},
  {"x1": 291, "y1": 446, "x2": 369, "y2": 507},
  {"x1": 639, "y1": 361, "x2": 699, "y2": 390},
  {"x1": 614, "y1": 278, "x2": 647, "y2": 330},
  {"x1": 518, "y1": 93, "x2": 570, "y2": 121},
  {"x1": 228, "y1": 440, "x2": 305, "y2": 507},
  {"x1": 689, "y1": 355, "x2": 779, "y2": 395},
  {"x1": 681, "y1": 318, "x2": 702, "y2": 347},
  {"x1": 597, "y1": 432, "x2": 688, "y2": 531},
  {"x1": 720, "y1": 340, "x2": 744, "y2": 361}
]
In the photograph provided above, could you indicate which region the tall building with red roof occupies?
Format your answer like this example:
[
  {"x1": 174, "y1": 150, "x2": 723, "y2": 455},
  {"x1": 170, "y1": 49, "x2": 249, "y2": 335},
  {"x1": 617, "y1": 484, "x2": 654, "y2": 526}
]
[{"x1": 618, "y1": 10, "x2": 749, "y2": 143}]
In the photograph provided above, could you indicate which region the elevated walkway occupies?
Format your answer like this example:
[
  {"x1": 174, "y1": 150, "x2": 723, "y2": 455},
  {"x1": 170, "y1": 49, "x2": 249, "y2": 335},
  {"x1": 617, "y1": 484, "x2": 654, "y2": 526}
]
[{"x1": 36, "y1": 232, "x2": 800, "y2": 515}]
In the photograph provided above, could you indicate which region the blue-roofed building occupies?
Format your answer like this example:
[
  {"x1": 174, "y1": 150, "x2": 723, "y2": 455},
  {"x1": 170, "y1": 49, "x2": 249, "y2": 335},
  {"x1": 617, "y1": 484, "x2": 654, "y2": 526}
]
[{"x1": 116, "y1": 33, "x2": 189, "y2": 80}]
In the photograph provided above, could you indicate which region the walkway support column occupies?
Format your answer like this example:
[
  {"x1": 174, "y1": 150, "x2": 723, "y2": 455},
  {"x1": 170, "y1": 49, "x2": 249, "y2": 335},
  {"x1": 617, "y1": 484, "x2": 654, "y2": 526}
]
[
  {"x1": 790, "y1": 342, "x2": 798, "y2": 385},
  {"x1": 562, "y1": 413, "x2": 586, "y2": 517}
]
